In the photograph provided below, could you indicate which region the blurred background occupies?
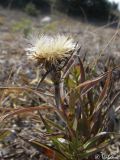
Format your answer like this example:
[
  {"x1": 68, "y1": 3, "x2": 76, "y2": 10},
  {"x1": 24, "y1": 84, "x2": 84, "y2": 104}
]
[
  {"x1": 0, "y1": 0, "x2": 119, "y2": 17},
  {"x1": 0, "y1": 0, "x2": 120, "y2": 58},
  {"x1": 0, "y1": 0, "x2": 120, "y2": 84},
  {"x1": 0, "y1": 0, "x2": 119, "y2": 20},
  {"x1": 0, "y1": 0, "x2": 120, "y2": 78}
]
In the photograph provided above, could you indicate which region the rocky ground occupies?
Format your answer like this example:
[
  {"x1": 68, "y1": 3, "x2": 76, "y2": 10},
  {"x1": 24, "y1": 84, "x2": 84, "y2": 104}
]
[{"x1": 0, "y1": 6, "x2": 120, "y2": 160}]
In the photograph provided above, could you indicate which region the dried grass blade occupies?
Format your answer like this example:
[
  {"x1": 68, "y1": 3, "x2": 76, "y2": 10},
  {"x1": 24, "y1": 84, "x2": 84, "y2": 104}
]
[
  {"x1": 96, "y1": 69, "x2": 112, "y2": 108},
  {"x1": 64, "y1": 73, "x2": 106, "y2": 100},
  {"x1": 91, "y1": 70, "x2": 112, "y2": 120},
  {"x1": 76, "y1": 73, "x2": 107, "y2": 95},
  {"x1": 0, "y1": 86, "x2": 54, "y2": 97},
  {"x1": 0, "y1": 106, "x2": 55, "y2": 122},
  {"x1": 80, "y1": 66, "x2": 119, "y2": 95}
]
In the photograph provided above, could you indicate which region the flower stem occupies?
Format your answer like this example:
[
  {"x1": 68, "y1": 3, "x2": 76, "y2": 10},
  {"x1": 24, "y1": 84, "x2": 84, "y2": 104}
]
[{"x1": 54, "y1": 82, "x2": 61, "y2": 109}]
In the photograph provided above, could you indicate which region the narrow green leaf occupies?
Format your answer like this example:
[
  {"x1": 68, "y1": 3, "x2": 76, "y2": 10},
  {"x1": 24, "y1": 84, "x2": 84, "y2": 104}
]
[
  {"x1": 45, "y1": 118, "x2": 65, "y2": 131},
  {"x1": 72, "y1": 117, "x2": 78, "y2": 131},
  {"x1": 78, "y1": 57, "x2": 85, "y2": 83}
]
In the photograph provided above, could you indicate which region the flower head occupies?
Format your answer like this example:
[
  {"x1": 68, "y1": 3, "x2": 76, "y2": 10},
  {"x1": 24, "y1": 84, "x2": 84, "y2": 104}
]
[{"x1": 26, "y1": 34, "x2": 76, "y2": 64}]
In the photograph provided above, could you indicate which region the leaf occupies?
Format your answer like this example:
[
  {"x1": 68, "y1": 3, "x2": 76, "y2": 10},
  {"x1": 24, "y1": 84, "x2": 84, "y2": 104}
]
[
  {"x1": 77, "y1": 97, "x2": 91, "y2": 137},
  {"x1": 83, "y1": 132, "x2": 120, "y2": 150},
  {"x1": 78, "y1": 56, "x2": 85, "y2": 83},
  {"x1": 62, "y1": 47, "x2": 81, "y2": 79},
  {"x1": 91, "y1": 70, "x2": 112, "y2": 122},
  {"x1": 30, "y1": 140, "x2": 69, "y2": 160},
  {"x1": 87, "y1": 90, "x2": 95, "y2": 115},
  {"x1": 78, "y1": 67, "x2": 116, "y2": 96},
  {"x1": 83, "y1": 132, "x2": 108, "y2": 149},
  {"x1": 90, "y1": 110, "x2": 102, "y2": 135},
  {"x1": 50, "y1": 138, "x2": 72, "y2": 158},
  {"x1": 65, "y1": 72, "x2": 107, "y2": 100},
  {"x1": 72, "y1": 117, "x2": 78, "y2": 131},
  {"x1": 45, "y1": 118, "x2": 65, "y2": 131},
  {"x1": 69, "y1": 91, "x2": 79, "y2": 113},
  {"x1": 20, "y1": 137, "x2": 66, "y2": 160},
  {"x1": 79, "y1": 143, "x2": 105, "y2": 159},
  {"x1": 96, "y1": 70, "x2": 112, "y2": 110},
  {"x1": 80, "y1": 74, "x2": 107, "y2": 95},
  {"x1": 79, "y1": 132, "x2": 120, "y2": 159},
  {"x1": 38, "y1": 112, "x2": 51, "y2": 132},
  {"x1": 67, "y1": 76, "x2": 76, "y2": 89}
]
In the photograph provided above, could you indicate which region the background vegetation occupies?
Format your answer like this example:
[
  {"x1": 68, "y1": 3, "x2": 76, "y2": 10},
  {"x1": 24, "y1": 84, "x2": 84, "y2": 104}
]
[{"x1": 0, "y1": 0, "x2": 118, "y2": 19}]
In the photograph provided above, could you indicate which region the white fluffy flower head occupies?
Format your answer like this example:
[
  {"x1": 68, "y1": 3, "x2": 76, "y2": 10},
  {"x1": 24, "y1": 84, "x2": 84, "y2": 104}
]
[{"x1": 26, "y1": 34, "x2": 76, "y2": 63}]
